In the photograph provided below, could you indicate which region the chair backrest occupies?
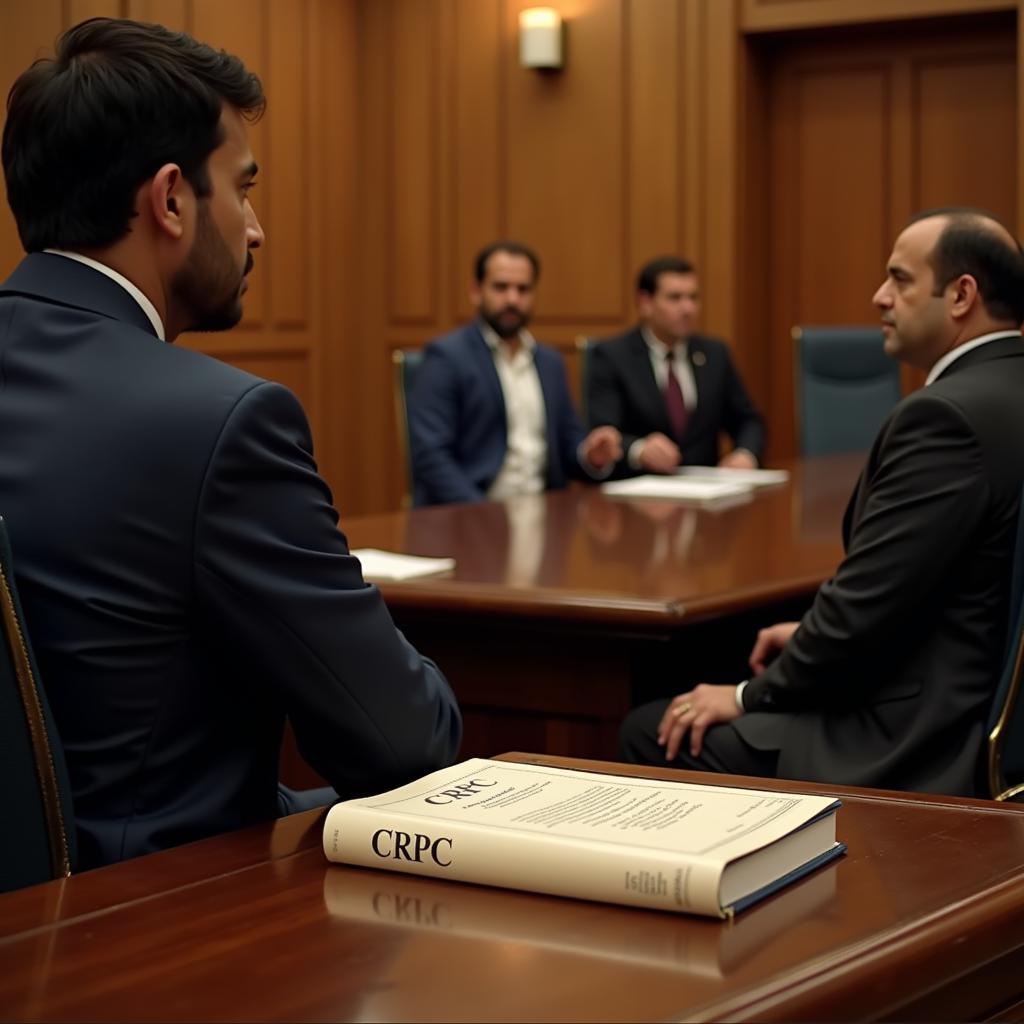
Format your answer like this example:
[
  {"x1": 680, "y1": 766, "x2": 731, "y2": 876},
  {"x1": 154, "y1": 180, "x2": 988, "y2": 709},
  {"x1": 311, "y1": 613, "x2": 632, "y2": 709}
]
[
  {"x1": 986, "y1": 487, "x2": 1024, "y2": 801},
  {"x1": 794, "y1": 326, "x2": 902, "y2": 457},
  {"x1": 0, "y1": 517, "x2": 76, "y2": 891},
  {"x1": 392, "y1": 349, "x2": 425, "y2": 508},
  {"x1": 575, "y1": 334, "x2": 594, "y2": 425}
]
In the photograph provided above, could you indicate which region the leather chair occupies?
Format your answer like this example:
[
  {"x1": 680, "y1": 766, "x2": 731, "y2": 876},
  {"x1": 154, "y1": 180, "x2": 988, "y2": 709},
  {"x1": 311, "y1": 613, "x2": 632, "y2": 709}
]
[
  {"x1": 793, "y1": 326, "x2": 901, "y2": 456},
  {"x1": 392, "y1": 349, "x2": 424, "y2": 508},
  {"x1": 0, "y1": 516, "x2": 77, "y2": 891},
  {"x1": 575, "y1": 334, "x2": 594, "y2": 425},
  {"x1": 986, "y1": 487, "x2": 1024, "y2": 802}
]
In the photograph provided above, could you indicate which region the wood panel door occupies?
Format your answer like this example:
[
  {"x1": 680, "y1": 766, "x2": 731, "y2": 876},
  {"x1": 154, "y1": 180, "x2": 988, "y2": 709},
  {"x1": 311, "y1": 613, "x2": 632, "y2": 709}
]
[{"x1": 761, "y1": 12, "x2": 1017, "y2": 458}]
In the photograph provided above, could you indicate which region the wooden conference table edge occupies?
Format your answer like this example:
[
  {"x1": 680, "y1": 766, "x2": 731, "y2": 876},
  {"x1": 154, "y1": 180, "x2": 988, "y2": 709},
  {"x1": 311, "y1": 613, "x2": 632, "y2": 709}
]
[{"x1": 5, "y1": 752, "x2": 1024, "y2": 1023}]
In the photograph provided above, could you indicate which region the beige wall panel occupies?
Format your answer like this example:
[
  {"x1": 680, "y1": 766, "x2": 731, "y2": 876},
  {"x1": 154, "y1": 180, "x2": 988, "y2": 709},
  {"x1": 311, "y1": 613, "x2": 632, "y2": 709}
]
[
  {"x1": 266, "y1": 0, "x2": 309, "y2": 329},
  {"x1": 388, "y1": 0, "x2": 439, "y2": 325},
  {"x1": 503, "y1": 0, "x2": 626, "y2": 325},
  {"x1": 126, "y1": 0, "x2": 187, "y2": 28},
  {"x1": 452, "y1": 0, "x2": 502, "y2": 322},
  {"x1": 913, "y1": 57, "x2": 1017, "y2": 225},
  {"x1": 627, "y1": 0, "x2": 680, "y2": 285},
  {"x1": 0, "y1": 2, "x2": 63, "y2": 275},
  {"x1": 742, "y1": 0, "x2": 1014, "y2": 32}
]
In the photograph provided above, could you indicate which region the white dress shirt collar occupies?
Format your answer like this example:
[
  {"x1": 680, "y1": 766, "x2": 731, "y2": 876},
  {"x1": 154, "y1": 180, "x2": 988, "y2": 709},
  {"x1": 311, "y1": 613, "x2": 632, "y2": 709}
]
[
  {"x1": 43, "y1": 248, "x2": 166, "y2": 341},
  {"x1": 925, "y1": 330, "x2": 1021, "y2": 385}
]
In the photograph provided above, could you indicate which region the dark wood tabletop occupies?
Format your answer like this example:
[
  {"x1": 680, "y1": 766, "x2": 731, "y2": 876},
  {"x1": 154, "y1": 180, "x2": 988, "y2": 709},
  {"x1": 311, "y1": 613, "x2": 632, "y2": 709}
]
[
  {"x1": 4, "y1": 753, "x2": 1024, "y2": 1022},
  {"x1": 344, "y1": 455, "x2": 860, "y2": 628}
]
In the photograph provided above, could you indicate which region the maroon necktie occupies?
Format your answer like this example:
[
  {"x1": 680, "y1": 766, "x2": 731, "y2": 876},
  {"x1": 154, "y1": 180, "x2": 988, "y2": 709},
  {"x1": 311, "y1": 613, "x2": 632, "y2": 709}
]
[{"x1": 664, "y1": 351, "x2": 688, "y2": 443}]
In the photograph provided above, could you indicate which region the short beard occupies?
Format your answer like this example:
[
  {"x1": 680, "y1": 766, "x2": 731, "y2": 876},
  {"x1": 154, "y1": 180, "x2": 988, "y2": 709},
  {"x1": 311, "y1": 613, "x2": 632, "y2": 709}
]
[
  {"x1": 171, "y1": 204, "x2": 248, "y2": 334},
  {"x1": 482, "y1": 308, "x2": 527, "y2": 339}
]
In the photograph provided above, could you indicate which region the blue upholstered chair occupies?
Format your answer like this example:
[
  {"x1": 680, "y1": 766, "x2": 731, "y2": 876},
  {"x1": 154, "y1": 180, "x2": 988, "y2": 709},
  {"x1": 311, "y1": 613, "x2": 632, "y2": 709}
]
[
  {"x1": 986, "y1": 487, "x2": 1024, "y2": 802},
  {"x1": 392, "y1": 349, "x2": 424, "y2": 508},
  {"x1": 0, "y1": 517, "x2": 76, "y2": 891},
  {"x1": 794, "y1": 326, "x2": 901, "y2": 457}
]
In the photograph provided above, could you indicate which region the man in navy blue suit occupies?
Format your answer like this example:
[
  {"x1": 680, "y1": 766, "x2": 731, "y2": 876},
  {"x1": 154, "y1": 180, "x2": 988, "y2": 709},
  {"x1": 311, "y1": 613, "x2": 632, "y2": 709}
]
[
  {"x1": 409, "y1": 241, "x2": 622, "y2": 506},
  {"x1": 0, "y1": 18, "x2": 461, "y2": 868},
  {"x1": 587, "y1": 257, "x2": 765, "y2": 476}
]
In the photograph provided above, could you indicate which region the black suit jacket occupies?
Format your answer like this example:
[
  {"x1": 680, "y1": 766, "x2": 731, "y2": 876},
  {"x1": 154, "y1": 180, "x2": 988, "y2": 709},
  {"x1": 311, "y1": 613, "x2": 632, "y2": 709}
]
[
  {"x1": 586, "y1": 327, "x2": 765, "y2": 471},
  {"x1": 737, "y1": 335, "x2": 1024, "y2": 795},
  {"x1": 0, "y1": 253, "x2": 461, "y2": 868}
]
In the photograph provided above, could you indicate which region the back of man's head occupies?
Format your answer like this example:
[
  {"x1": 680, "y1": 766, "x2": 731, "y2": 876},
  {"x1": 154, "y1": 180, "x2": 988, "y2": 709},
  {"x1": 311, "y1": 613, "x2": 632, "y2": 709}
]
[
  {"x1": 911, "y1": 207, "x2": 1024, "y2": 327},
  {"x1": 636, "y1": 256, "x2": 695, "y2": 296},
  {"x1": 2, "y1": 17, "x2": 265, "y2": 254}
]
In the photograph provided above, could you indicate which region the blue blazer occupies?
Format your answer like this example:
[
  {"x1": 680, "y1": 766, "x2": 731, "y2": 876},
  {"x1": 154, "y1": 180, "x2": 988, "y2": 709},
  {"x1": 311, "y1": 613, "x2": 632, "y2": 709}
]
[
  {"x1": 409, "y1": 323, "x2": 588, "y2": 506},
  {"x1": 0, "y1": 253, "x2": 461, "y2": 868}
]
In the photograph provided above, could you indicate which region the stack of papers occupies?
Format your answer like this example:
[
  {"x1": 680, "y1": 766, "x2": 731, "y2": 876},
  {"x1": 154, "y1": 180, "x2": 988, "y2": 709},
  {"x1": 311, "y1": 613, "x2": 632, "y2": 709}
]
[
  {"x1": 600, "y1": 476, "x2": 753, "y2": 505},
  {"x1": 352, "y1": 549, "x2": 455, "y2": 581},
  {"x1": 676, "y1": 466, "x2": 790, "y2": 487}
]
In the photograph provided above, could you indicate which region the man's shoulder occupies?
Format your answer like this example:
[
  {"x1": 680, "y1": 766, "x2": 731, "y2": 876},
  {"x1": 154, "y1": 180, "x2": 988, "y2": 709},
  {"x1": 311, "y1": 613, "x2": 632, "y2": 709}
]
[
  {"x1": 590, "y1": 327, "x2": 644, "y2": 353},
  {"x1": 425, "y1": 322, "x2": 484, "y2": 356}
]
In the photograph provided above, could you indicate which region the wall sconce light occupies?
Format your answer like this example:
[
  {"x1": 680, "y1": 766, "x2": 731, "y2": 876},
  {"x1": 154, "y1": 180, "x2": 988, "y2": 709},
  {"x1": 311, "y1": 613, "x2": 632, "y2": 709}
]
[{"x1": 519, "y1": 8, "x2": 563, "y2": 70}]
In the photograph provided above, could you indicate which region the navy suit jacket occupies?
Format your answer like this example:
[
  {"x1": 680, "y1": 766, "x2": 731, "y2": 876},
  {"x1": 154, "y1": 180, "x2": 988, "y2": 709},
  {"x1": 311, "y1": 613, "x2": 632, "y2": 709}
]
[
  {"x1": 586, "y1": 327, "x2": 764, "y2": 472},
  {"x1": 0, "y1": 253, "x2": 461, "y2": 868},
  {"x1": 409, "y1": 323, "x2": 588, "y2": 506},
  {"x1": 737, "y1": 336, "x2": 1024, "y2": 796}
]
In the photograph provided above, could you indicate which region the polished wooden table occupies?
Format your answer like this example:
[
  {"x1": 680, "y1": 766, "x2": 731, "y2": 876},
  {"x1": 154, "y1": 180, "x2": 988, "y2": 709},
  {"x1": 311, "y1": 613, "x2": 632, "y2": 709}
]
[
  {"x1": 4, "y1": 754, "x2": 1024, "y2": 1022},
  {"x1": 321, "y1": 456, "x2": 859, "y2": 768}
]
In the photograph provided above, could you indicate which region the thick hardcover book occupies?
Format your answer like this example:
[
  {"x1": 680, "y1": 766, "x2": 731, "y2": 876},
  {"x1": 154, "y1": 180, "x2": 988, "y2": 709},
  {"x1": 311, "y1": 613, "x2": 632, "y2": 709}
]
[{"x1": 322, "y1": 759, "x2": 844, "y2": 918}]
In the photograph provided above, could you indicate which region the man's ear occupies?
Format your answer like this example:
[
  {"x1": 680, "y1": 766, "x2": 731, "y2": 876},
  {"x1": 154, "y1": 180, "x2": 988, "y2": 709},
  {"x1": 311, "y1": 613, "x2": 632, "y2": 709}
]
[
  {"x1": 949, "y1": 273, "x2": 979, "y2": 319},
  {"x1": 636, "y1": 291, "x2": 652, "y2": 318},
  {"x1": 145, "y1": 164, "x2": 190, "y2": 240}
]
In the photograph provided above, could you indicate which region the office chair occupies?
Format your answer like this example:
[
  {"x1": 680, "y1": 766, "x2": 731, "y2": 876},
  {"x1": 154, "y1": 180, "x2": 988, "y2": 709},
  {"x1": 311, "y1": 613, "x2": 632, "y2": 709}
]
[
  {"x1": 392, "y1": 349, "x2": 424, "y2": 508},
  {"x1": 986, "y1": 487, "x2": 1024, "y2": 802},
  {"x1": 574, "y1": 334, "x2": 594, "y2": 425},
  {"x1": 0, "y1": 516, "x2": 76, "y2": 891},
  {"x1": 794, "y1": 326, "x2": 901, "y2": 456}
]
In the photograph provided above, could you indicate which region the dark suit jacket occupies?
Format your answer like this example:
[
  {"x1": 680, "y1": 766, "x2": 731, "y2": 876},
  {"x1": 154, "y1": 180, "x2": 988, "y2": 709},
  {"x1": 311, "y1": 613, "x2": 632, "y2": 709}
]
[
  {"x1": 409, "y1": 323, "x2": 589, "y2": 506},
  {"x1": 586, "y1": 327, "x2": 764, "y2": 472},
  {"x1": 0, "y1": 253, "x2": 461, "y2": 868},
  {"x1": 736, "y1": 335, "x2": 1024, "y2": 796}
]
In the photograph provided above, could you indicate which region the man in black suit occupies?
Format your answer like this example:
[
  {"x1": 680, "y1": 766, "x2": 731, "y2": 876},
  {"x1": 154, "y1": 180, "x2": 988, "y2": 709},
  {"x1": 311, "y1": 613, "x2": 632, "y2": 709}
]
[
  {"x1": 620, "y1": 209, "x2": 1024, "y2": 797},
  {"x1": 0, "y1": 18, "x2": 460, "y2": 869},
  {"x1": 587, "y1": 257, "x2": 764, "y2": 475}
]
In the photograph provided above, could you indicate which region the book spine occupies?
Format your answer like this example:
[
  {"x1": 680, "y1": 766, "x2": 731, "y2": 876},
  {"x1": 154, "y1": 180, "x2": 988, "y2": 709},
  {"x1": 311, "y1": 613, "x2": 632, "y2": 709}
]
[{"x1": 323, "y1": 803, "x2": 725, "y2": 917}]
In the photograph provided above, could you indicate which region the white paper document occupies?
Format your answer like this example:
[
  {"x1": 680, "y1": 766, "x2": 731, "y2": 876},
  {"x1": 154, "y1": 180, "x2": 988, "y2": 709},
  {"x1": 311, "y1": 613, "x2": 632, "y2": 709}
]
[
  {"x1": 601, "y1": 475, "x2": 753, "y2": 504},
  {"x1": 352, "y1": 548, "x2": 455, "y2": 581},
  {"x1": 675, "y1": 466, "x2": 791, "y2": 487}
]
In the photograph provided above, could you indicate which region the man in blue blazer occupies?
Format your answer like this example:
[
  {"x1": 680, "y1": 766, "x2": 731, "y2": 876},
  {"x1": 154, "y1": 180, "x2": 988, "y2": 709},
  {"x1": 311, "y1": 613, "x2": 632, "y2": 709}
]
[
  {"x1": 0, "y1": 18, "x2": 460, "y2": 869},
  {"x1": 587, "y1": 257, "x2": 765, "y2": 476},
  {"x1": 409, "y1": 242, "x2": 621, "y2": 506}
]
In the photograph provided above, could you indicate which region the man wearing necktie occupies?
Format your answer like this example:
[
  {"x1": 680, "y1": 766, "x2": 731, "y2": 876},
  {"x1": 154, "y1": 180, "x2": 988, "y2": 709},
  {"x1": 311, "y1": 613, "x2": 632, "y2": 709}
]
[{"x1": 586, "y1": 256, "x2": 765, "y2": 476}]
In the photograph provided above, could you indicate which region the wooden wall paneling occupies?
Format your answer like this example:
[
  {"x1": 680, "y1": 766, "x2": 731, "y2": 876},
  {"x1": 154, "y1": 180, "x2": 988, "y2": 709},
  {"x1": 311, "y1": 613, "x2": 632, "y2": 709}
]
[
  {"x1": 1020, "y1": 0, "x2": 1024, "y2": 240},
  {"x1": 503, "y1": 0, "x2": 627, "y2": 328},
  {"x1": 310, "y1": 0, "x2": 360, "y2": 510},
  {"x1": 126, "y1": 0, "x2": 187, "y2": 27},
  {"x1": 701, "y1": 0, "x2": 742, "y2": 349},
  {"x1": 680, "y1": 0, "x2": 704, "y2": 271},
  {"x1": 741, "y1": 0, "x2": 1014, "y2": 33},
  {"x1": 627, "y1": 0, "x2": 680, "y2": 297},
  {"x1": 913, "y1": 56, "x2": 1017, "y2": 226},
  {"x1": 68, "y1": 0, "x2": 122, "y2": 23},
  {"x1": 388, "y1": 0, "x2": 441, "y2": 326},
  {"x1": 0, "y1": 2, "x2": 64, "y2": 277}
]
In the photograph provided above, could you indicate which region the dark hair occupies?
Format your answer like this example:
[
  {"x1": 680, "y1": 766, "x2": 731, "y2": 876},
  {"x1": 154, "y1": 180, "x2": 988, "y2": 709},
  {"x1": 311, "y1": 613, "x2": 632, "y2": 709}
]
[
  {"x1": 2, "y1": 17, "x2": 265, "y2": 253},
  {"x1": 909, "y1": 207, "x2": 1024, "y2": 325},
  {"x1": 636, "y1": 256, "x2": 695, "y2": 296},
  {"x1": 474, "y1": 241, "x2": 540, "y2": 283}
]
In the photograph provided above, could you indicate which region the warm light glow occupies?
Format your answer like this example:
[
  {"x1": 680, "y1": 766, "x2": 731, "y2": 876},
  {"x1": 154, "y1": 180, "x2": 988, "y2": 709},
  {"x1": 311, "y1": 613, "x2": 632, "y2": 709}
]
[{"x1": 519, "y1": 7, "x2": 563, "y2": 69}]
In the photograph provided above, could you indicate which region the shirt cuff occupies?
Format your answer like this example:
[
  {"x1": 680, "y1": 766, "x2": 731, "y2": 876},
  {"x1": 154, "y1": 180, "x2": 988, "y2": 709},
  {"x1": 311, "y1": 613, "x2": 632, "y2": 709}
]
[
  {"x1": 627, "y1": 439, "x2": 646, "y2": 470},
  {"x1": 735, "y1": 680, "x2": 749, "y2": 711}
]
